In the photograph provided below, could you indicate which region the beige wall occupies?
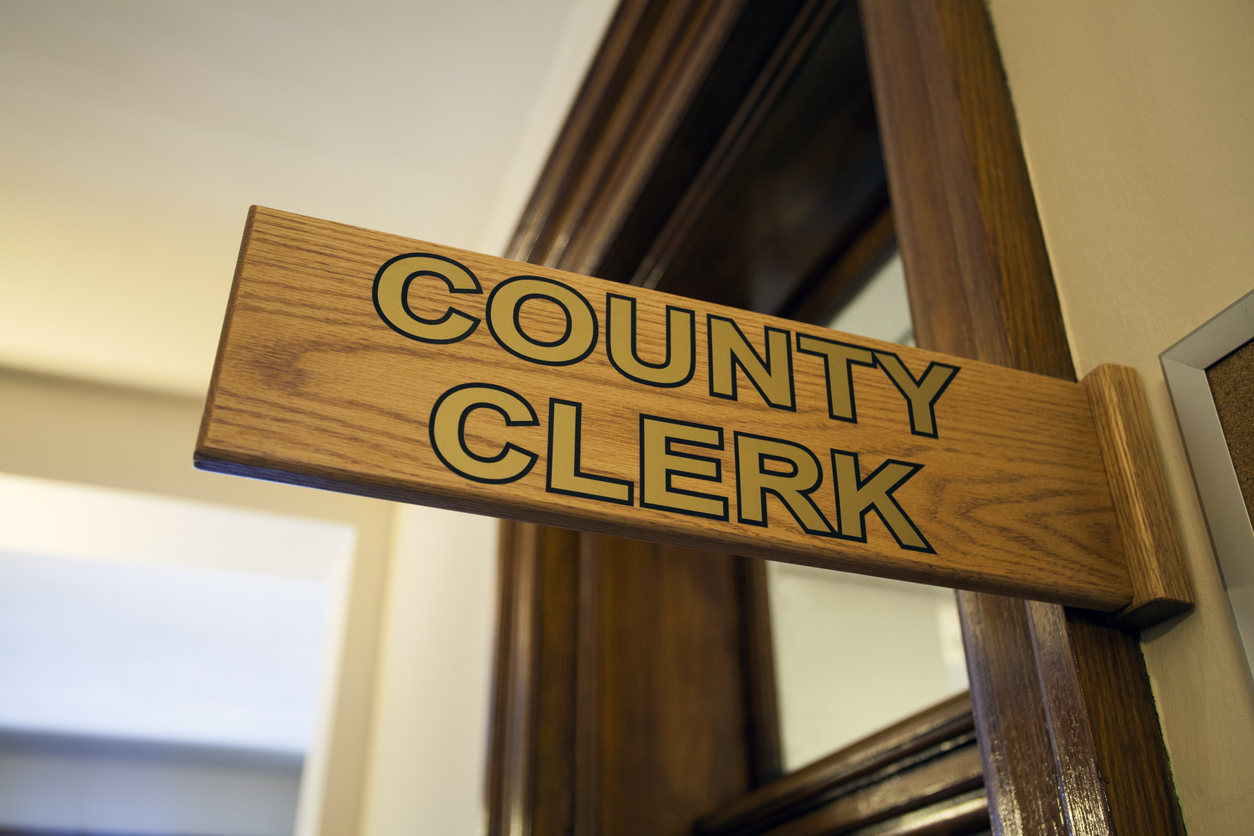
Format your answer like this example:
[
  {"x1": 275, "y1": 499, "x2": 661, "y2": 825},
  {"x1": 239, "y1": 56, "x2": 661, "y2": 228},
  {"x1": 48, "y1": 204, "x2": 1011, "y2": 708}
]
[{"x1": 987, "y1": 2, "x2": 1254, "y2": 832}]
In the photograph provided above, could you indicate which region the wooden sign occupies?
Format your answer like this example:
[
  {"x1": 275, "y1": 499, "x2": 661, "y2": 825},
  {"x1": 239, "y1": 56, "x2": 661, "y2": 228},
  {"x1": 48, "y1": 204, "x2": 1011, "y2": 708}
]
[{"x1": 197, "y1": 207, "x2": 1191, "y2": 624}]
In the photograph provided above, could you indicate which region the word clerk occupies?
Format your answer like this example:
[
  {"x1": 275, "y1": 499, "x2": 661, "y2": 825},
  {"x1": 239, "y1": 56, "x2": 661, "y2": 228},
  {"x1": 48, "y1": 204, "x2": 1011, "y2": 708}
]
[{"x1": 375, "y1": 253, "x2": 956, "y2": 553}]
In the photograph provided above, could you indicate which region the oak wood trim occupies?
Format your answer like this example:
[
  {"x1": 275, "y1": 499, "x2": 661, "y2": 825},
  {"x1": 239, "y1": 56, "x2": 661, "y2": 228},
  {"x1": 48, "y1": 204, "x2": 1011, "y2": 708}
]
[
  {"x1": 575, "y1": 535, "x2": 603, "y2": 835},
  {"x1": 846, "y1": 789, "x2": 989, "y2": 836},
  {"x1": 1061, "y1": 609, "x2": 1188, "y2": 835},
  {"x1": 954, "y1": 591, "x2": 1073, "y2": 834},
  {"x1": 746, "y1": 745, "x2": 984, "y2": 836},
  {"x1": 627, "y1": 0, "x2": 846, "y2": 291},
  {"x1": 1082, "y1": 364, "x2": 1193, "y2": 628},
  {"x1": 696, "y1": 693, "x2": 977, "y2": 836},
  {"x1": 860, "y1": 0, "x2": 1186, "y2": 833},
  {"x1": 781, "y1": 206, "x2": 896, "y2": 326},
  {"x1": 507, "y1": 0, "x2": 750, "y2": 275},
  {"x1": 531, "y1": 526, "x2": 583, "y2": 835},
  {"x1": 491, "y1": 5, "x2": 808, "y2": 833},
  {"x1": 861, "y1": 0, "x2": 1071, "y2": 378},
  {"x1": 487, "y1": 520, "x2": 540, "y2": 836},
  {"x1": 1022, "y1": 601, "x2": 1115, "y2": 831},
  {"x1": 487, "y1": 522, "x2": 584, "y2": 836},
  {"x1": 737, "y1": 556, "x2": 783, "y2": 787},
  {"x1": 506, "y1": 0, "x2": 656, "y2": 265},
  {"x1": 588, "y1": 534, "x2": 755, "y2": 835},
  {"x1": 773, "y1": 745, "x2": 983, "y2": 836}
]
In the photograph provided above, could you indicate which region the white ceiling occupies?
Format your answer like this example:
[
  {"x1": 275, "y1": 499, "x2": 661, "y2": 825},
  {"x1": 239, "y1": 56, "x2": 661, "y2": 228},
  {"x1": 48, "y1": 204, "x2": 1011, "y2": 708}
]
[{"x1": 0, "y1": 0, "x2": 616, "y2": 395}]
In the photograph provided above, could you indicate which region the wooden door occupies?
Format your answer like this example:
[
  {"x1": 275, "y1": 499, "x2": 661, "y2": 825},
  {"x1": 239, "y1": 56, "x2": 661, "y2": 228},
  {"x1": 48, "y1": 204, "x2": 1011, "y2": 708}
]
[{"x1": 487, "y1": 2, "x2": 1185, "y2": 834}]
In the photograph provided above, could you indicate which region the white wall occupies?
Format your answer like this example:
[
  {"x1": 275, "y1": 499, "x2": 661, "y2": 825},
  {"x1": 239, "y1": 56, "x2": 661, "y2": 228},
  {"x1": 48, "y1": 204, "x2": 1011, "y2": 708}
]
[
  {"x1": 359, "y1": 507, "x2": 499, "y2": 836},
  {"x1": 769, "y1": 564, "x2": 966, "y2": 769},
  {"x1": 0, "y1": 475, "x2": 357, "y2": 836},
  {"x1": 987, "y1": 2, "x2": 1254, "y2": 832}
]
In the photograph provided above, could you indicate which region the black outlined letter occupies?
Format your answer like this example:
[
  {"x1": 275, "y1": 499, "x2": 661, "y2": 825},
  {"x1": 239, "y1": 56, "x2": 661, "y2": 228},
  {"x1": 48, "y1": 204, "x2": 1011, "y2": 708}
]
[
  {"x1": 606, "y1": 293, "x2": 695, "y2": 387},
  {"x1": 874, "y1": 352, "x2": 959, "y2": 438},
  {"x1": 830, "y1": 450, "x2": 931, "y2": 552},
  {"x1": 708, "y1": 316, "x2": 795, "y2": 410},
  {"x1": 429, "y1": 384, "x2": 538, "y2": 484},
  {"x1": 797, "y1": 334, "x2": 875, "y2": 422},
  {"x1": 488, "y1": 277, "x2": 598, "y2": 365},
  {"x1": 639, "y1": 415, "x2": 727, "y2": 520},
  {"x1": 373, "y1": 253, "x2": 482, "y2": 344},
  {"x1": 547, "y1": 400, "x2": 633, "y2": 505},
  {"x1": 734, "y1": 433, "x2": 833, "y2": 535}
]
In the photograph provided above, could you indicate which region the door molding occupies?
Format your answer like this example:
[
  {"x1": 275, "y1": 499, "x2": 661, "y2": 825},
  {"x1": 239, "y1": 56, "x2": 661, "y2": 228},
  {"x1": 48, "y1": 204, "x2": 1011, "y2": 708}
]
[
  {"x1": 487, "y1": 1, "x2": 1185, "y2": 833},
  {"x1": 860, "y1": 1, "x2": 1185, "y2": 832}
]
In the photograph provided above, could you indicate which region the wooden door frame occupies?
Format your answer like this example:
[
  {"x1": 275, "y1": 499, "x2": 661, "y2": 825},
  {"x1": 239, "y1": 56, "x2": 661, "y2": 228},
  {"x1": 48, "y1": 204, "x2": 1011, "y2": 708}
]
[
  {"x1": 861, "y1": 2, "x2": 1183, "y2": 833},
  {"x1": 487, "y1": 1, "x2": 1186, "y2": 833}
]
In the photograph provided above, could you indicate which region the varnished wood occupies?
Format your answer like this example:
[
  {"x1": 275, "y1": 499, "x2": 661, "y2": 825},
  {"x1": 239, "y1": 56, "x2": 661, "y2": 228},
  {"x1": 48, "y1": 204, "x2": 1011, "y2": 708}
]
[
  {"x1": 489, "y1": 7, "x2": 815, "y2": 832},
  {"x1": 954, "y1": 592, "x2": 1071, "y2": 834},
  {"x1": 508, "y1": 0, "x2": 750, "y2": 275},
  {"x1": 1083, "y1": 364, "x2": 1193, "y2": 628},
  {"x1": 492, "y1": 526, "x2": 762, "y2": 836},
  {"x1": 591, "y1": 535, "x2": 754, "y2": 835},
  {"x1": 860, "y1": 0, "x2": 1187, "y2": 832},
  {"x1": 737, "y1": 556, "x2": 783, "y2": 786},
  {"x1": 487, "y1": 520, "x2": 542, "y2": 836},
  {"x1": 487, "y1": 522, "x2": 584, "y2": 836},
  {"x1": 696, "y1": 695, "x2": 989, "y2": 835},
  {"x1": 635, "y1": 0, "x2": 887, "y2": 319},
  {"x1": 846, "y1": 790, "x2": 989, "y2": 836},
  {"x1": 862, "y1": 0, "x2": 1072, "y2": 379},
  {"x1": 531, "y1": 525, "x2": 584, "y2": 835},
  {"x1": 625, "y1": 0, "x2": 844, "y2": 289},
  {"x1": 575, "y1": 534, "x2": 602, "y2": 835},
  {"x1": 759, "y1": 745, "x2": 983, "y2": 836},
  {"x1": 1060, "y1": 609, "x2": 1188, "y2": 835},
  {"x1": 957, "y1": 594, "x2": 1184, "y2": 834},
  {"x1": 698, "y1": 693, "x2": 976, "y2": 836},
  {"x1": 1021, "y1": 601, "x2": 1115, "y2": 832},
  {"x1": 198, "y1": 207, "x2": 1176, "y2": 612}
]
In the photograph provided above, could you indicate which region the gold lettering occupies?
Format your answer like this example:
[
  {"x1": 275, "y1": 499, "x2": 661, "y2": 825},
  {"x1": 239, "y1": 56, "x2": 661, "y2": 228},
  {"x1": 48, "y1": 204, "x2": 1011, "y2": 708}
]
[
  {"x1": 373, "y1": 254, "x2": 481, "y2": 343},
  {"x1": 606, "y1": 294, "x2": 695, "y2": 387},
  {"x1": 547, "y1": 400, "x2": 632, "y2": 504},
  {"x1": 708, "y1": 316, "x2": 794, "y2": 409},
  {"x1": 640, "y1": 416, "x2": 726, "y2": 519},
  {"x1": 874, "y1": 352, "x2": 959, "y2": 438},
  {"x1": 488, "y1": 277, "x2": 597, "y2": 365},
  {"x1": 735, "y1": 434, "x2": 832, "y2": 535},
  {"x1": 429, "y1": 384, "x2": 538, "y2": 484},
  {"x1": 831, "y1": 451, "x2": 930, "y2": 551},
  {"x1": 797, "y1": 334, "x2": 875, "y2": 422}
]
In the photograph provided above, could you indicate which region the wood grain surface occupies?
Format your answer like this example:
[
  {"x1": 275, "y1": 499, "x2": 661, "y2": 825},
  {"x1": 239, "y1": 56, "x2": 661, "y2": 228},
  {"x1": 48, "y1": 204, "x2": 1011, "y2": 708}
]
[
  {"x1": 199, "y1": 206, "x2": 1136, "y2": 610},
  {"x1": 754, "y1": 745, "x2": 984, "y2": 836},
  {"x1": 697, "y1": 692, "x2": 978, "y2": 836},
  {"x1": 1083, "y1": 364, "x2": 1193, "y2": 627}
]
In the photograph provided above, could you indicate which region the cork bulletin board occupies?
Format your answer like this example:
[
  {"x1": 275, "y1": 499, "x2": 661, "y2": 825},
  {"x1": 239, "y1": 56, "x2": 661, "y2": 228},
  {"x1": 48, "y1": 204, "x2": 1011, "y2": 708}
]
[
  {"x1": 1163, "y1": 291, "x2": 1254, "y2": 681},
  {"x1": 1208, "y1": 339, "x2": 1254, "y2": 525}
]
